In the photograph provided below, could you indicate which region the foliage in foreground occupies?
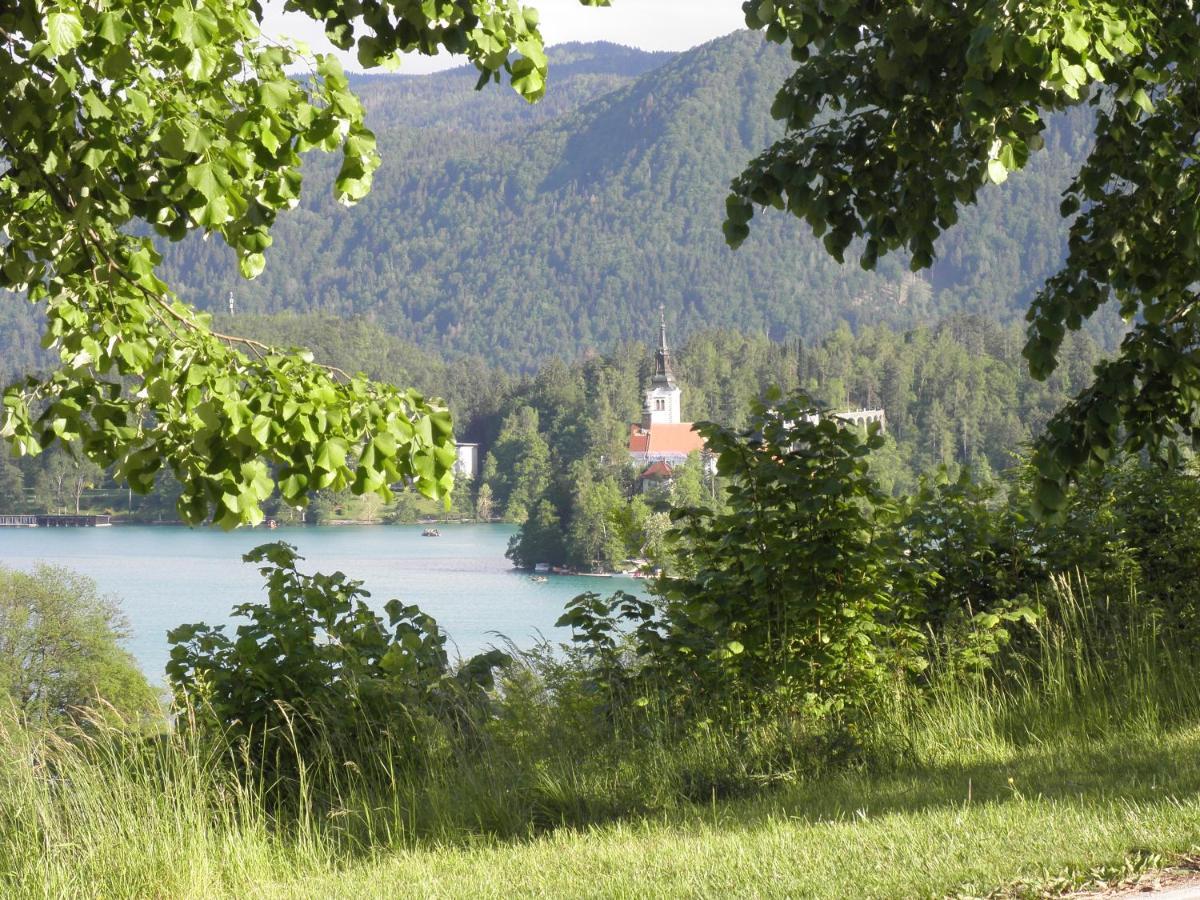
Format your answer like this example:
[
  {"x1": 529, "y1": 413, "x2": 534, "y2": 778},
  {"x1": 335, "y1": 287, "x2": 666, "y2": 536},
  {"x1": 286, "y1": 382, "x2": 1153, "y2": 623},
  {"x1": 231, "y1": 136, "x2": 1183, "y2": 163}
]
[
  {"x1": 0, "y1": 0, "x2": 617, "y2": 529},
  {"x1": 664, "y1": 393, "x2": 926, "y2": 713},
  {"x1": 555, "y1": 394, "x2": 1200, "y2": 737},
  {"x1": 730, "y1": 3, "x2": 1200, "y2": 515},
  {"x1": 158, "y1": 392, "x2": 1200, "y2": 775},
  {"x1": 5, "y1": 565, "x2": 1200, "y2": 897},
  {"x1": 166, "y1": 542, "x2": 507, "y2": 778}
]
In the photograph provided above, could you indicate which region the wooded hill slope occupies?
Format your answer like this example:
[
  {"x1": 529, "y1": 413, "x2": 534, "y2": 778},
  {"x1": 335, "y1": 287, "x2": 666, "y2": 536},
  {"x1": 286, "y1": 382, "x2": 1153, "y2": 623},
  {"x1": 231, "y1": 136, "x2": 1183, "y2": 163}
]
[{"x1": 147, "y1": 31, "x2": 1106, "y2": 369}]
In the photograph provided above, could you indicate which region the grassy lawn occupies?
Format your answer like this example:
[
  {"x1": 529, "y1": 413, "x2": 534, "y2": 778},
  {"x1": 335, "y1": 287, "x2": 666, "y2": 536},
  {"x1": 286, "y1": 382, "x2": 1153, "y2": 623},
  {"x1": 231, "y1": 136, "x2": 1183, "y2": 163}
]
[{"x1": 236, "y1": 727, "x2": 1200, "y2": 899}]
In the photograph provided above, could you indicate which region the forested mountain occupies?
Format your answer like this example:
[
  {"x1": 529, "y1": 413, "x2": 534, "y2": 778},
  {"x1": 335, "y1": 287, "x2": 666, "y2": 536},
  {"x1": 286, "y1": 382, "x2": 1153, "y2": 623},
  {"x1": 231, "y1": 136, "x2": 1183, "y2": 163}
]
[
  {"x1": 347, "y1": 42, "x2": 673, "y2": 134},
  {"x1": 0, "y1": 302, "x2": 44, "y2": 387},
  {"x1": 0, "y1": 31, "x2": 1116, "y2": 387},
  {"x1": 138, "y1": 30, "x2": 1112, "y2": 369}
]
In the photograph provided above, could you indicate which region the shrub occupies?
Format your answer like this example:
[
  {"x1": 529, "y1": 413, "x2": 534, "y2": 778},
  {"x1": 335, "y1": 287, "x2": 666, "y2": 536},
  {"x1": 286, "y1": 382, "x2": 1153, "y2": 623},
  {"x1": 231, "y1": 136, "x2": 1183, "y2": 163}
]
[
  {"x1": 557, "y1": 392, "x2": 931, "y2": 726},
  {"x1": 903, "y1": 469, "x2": 1037, "y2": 630},
  {"x1": 166, "y1": 543, "x2": 507, "y2": 769},
  {"x1": 657, "y1": 392, "x2": 930, "y2": 715}
]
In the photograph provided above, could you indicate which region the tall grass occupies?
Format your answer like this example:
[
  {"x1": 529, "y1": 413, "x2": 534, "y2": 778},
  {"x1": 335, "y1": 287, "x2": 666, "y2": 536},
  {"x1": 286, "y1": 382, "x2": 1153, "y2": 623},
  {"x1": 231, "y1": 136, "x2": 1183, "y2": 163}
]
[
  {"x1": 2, "y1": 574, "x2": 1199, "y2": 896},
  {"x1": 0, "y1": 707, "x2": 303, "y2": 896},
  {"x1": 891, "y1": 573, "x2": 1200, "y2": 766}
]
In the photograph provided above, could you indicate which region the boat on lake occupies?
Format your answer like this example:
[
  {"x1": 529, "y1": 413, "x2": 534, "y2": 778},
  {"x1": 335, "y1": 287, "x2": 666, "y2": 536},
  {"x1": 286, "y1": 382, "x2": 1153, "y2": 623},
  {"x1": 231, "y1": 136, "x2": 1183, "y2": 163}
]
[{"x1": 421, "y1": 528, "x2": 441, "y2": 537}]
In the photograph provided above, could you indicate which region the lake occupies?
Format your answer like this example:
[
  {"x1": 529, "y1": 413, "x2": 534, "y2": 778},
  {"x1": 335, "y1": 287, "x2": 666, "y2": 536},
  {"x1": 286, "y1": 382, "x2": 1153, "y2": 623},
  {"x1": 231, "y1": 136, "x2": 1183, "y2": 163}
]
[{"x1": 0, "y1": 524, "x2": 642, "y2": 682}]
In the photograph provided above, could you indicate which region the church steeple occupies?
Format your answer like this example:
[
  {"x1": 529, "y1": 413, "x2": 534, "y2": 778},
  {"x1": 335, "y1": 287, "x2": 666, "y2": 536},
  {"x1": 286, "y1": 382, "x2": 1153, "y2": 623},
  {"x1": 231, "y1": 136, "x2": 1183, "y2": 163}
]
[
  {"x1": 652, "y1": 306, "x2": 677, "y2": 388},
  {"x1": 643, "y1": 306, "x2": 682, "y2": 426}
]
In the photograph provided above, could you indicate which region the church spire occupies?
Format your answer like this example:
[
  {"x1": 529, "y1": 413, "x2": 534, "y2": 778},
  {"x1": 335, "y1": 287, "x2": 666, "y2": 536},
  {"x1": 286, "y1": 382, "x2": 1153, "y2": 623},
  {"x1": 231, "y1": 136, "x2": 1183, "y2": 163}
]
[
  {"x1": 653, "y1": 305, "x2": 676, "y2": 387},
  {"x1": 642, "y1": 305, "x2": 682, "y2": 426}
]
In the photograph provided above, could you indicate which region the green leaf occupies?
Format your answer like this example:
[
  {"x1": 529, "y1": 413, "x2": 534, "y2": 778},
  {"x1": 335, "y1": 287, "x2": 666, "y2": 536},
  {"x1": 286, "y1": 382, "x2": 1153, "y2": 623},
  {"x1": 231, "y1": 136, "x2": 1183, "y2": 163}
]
[
  {"x1": 97, "y1": 12, "x2": 132, "y2": 45},
  {"x1": 1062, "y1": 18, "x2": 1090, "y2": 54},
  {"x1": 1035, "y1": 477, "x2": 1067, "y2": 511},
  {"x1": 239, "y1": 252, "x2": 265, "y2": 280},
  {"x1": 249, "y1": 415, "x2": 272, "y2": 447},
  {"x1": 373, "y1": 431, "x2": 397, "y2": 458},
  {"x1": 186, "y1": 162, "x2": 222, "y2": 201},
  {"x1": 171, "y1": 6, "x2": 204, "y2": 49},
  {"x1": 260, "y1": 79, "x2": 292, "y2": 110},
  {"x1": 184, "y1": 48, "x2": 208, "y2": 81},
  {"x1": 46, "y1": 10, "x2": 84, "y2": 57},
  {"x1": 315, "y1": 439, "x2": 347, "y2": 473}
]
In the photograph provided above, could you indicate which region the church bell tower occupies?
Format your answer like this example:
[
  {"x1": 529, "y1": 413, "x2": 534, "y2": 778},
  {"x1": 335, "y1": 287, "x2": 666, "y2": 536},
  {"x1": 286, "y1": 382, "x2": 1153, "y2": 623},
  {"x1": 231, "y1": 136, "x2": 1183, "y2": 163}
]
[{"x1": 643, "y1": 307, "x2": 682, "y2": 427}]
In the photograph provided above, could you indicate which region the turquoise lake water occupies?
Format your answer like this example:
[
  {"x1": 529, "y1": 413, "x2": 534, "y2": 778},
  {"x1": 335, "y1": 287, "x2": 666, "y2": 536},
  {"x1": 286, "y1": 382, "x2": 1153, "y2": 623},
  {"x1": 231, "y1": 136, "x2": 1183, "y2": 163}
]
[{"x1": 0, "y1": 524, "x2": 641, "y2": 682}]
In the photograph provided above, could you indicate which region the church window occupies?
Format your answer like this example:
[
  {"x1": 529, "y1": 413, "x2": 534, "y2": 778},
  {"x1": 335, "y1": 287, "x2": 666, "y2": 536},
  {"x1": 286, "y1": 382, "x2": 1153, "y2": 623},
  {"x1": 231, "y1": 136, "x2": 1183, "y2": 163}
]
[{"x1": 656, "y1": 398, "x2": 665, "y2": 411}]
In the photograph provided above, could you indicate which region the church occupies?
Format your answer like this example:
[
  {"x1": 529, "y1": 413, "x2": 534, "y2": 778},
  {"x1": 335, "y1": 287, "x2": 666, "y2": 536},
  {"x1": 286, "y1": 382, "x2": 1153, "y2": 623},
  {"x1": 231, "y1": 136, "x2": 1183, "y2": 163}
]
[
  {"x1": 628, "y1": 311, "x2": 708, "y2": 489},
  {"x1": 627, "y1": 312, "x2": 887, "y2": 492}
]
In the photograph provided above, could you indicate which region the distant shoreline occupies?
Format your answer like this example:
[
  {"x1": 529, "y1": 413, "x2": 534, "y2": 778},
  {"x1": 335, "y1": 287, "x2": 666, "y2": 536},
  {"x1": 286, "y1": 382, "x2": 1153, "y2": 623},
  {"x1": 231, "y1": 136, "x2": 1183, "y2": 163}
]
[{"x1": 0, "y1": 515, "x2": 497, "y2": 529}]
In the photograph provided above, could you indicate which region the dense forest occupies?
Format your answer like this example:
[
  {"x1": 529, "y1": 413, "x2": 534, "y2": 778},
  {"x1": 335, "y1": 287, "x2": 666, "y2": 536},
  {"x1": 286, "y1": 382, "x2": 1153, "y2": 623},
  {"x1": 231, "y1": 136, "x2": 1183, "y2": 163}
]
[
  {"x1": 156, "y1": 31, "x2": 1118, "y2": 361},
  {"x1": 1, "y1": 314, "x2": 1103, "y2": 546},
  {"x1": 0, "y1": 31, "x2": 1122, "y2": 381},
  {"x1": 478, "y1": 314, "x2": 1104, "y2": 570}
]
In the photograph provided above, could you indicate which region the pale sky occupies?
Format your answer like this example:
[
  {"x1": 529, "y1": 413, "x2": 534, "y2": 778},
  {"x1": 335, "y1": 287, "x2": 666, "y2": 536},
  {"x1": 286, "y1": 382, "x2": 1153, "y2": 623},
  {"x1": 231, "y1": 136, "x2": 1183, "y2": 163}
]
[{"x1": 261, "y1": 1, "x2": 746, "y2": 74}]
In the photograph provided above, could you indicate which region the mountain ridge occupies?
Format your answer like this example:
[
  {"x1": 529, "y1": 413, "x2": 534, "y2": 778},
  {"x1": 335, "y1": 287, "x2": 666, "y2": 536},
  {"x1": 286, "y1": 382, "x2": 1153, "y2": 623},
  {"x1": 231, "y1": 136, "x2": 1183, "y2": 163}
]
[{"x1": 5, "y1": 31, "x2": 1114, "y2": 380}]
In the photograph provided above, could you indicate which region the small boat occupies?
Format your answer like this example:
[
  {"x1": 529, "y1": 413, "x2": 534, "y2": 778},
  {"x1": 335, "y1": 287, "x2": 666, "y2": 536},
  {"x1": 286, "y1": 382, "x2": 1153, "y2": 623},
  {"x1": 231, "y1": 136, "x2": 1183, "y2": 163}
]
[
  {"x1": 421, "y1": 528, "x2": 440, "y2": 537},
  {"x1": 529, "y1": 575, "x2": 549, "y2": 584}
]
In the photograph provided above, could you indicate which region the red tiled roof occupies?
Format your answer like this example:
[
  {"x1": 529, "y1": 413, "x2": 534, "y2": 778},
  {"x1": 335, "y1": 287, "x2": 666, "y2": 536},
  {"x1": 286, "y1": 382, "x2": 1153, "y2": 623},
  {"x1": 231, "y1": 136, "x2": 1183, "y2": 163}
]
[
  {"x1": 640, "y1": 460, "x2": 674, "y2": 480},
  {"x1": 628, "y1": 422, "x2": 705, "y2": 455},
  {"x1": 628, "y1": 423, "x2": 650, "y2": 453},
  {"x1": 647, "y1": 423, "x2": 705, "y2": 454}
]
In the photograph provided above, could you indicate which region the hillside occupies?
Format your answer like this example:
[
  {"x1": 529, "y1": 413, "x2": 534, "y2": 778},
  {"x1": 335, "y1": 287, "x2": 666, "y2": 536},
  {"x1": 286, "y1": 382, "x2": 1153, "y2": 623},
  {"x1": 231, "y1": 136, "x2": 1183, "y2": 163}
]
[{"x1": 146, "y1": 31, "x2": 1108, "y2": 370}]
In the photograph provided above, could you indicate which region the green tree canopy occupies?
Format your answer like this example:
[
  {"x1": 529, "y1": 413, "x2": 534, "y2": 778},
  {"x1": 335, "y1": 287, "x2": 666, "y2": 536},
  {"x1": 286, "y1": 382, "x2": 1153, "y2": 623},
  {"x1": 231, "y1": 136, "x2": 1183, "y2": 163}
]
[
  {"x1": 0, "y1": 564, "x2": 158, "y2": 725},
  {"x1": 727, "y1": 3, "x2": 1200, "y2": 515},
  {"x1": 0, "y1": 0, "x2": 602, "y2": 528},
  {"x1": 505, "y1": 499, "x2": 566, "y2": 570},
  {"x1": 482, "y1": 405, "x2": 552, "y2": 523}
]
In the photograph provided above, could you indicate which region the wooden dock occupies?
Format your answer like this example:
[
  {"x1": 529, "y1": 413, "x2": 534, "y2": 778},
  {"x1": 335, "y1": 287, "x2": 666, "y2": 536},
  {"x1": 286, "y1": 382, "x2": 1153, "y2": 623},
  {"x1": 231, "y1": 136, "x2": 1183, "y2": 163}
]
[{"x1": 0, "y1": 514, "x2": 112, "y2": 528}]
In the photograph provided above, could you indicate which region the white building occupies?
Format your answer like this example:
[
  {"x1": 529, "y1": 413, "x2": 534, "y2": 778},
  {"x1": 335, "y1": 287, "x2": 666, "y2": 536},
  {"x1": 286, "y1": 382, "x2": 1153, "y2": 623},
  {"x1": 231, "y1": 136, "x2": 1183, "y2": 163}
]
[
  {"x1": 834, "y1": 408, "x2": 887, "y2": 431},
  {"x1": 453, "y1": 442, "x2": 479, "y2": 479}
]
